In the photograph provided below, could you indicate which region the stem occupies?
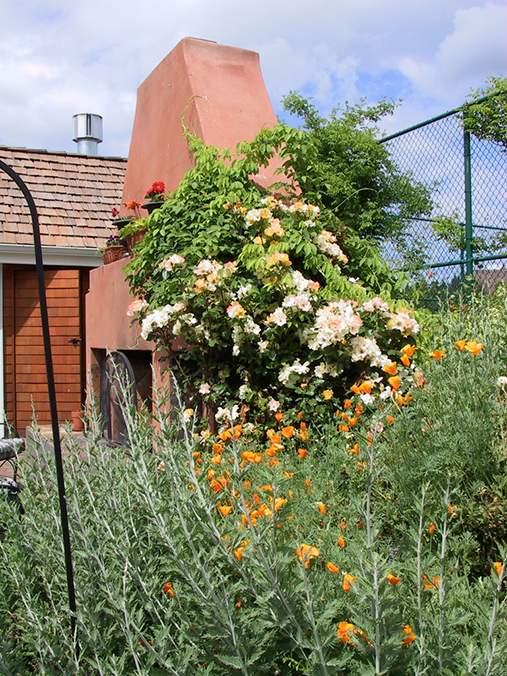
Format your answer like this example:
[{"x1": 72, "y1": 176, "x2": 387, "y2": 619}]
[
  {"x1": 415, "y1": 486, "x2": 428, "y2": 675},
  {"x1": 438, "y1": 478, "x2": 451, "y2": 675}
]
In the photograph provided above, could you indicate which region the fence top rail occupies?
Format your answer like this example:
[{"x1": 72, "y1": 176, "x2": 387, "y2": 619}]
[{"x1": 379, "y1": 90, "x2": 503, "y2": 143}]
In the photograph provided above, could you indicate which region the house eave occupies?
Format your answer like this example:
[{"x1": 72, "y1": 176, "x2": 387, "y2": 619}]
[{"x1": 0, "y1": 244, "x2": 103, "y2": 267}]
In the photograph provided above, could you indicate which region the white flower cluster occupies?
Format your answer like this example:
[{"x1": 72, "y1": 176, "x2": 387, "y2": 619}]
[
  {"x1": 288, "y1": 202, "x2": 320, "y2": 216},
  {"x1": 127, "y1": 298, "x2": 149, "y2": 317},
  {"x1": 315, "y1": 230, "x2": 348, "y2": 264},
  {"x1": 266, "y1": 308, "x2": 287, "y2": 327},
  {"x1": 140, "y1": 302, "x2": 185, "y2": 339},
  {"x1": 282, "y1": 293, "x2": 313, "y2": 313},
  {"x1": 292, "y1": 271, "x2": 320, "y2": 293},
  {"x1": 172, "y1": 313, "x2": 198, "y2": 337},
  {"x1": 278, "y1": 359, "x2": 310, "y2": 384},
  {"x1": 314, "y1": 363, "x2": 339, "y2": 379},
  {"x1": 387, "y1": 310, "x2": 420, "y2": 337},
  {"x1": 306, "y1": 300, "x2": 363, "y2": 350},
  {"x1": 158, "y1": 254, "x2": 185, "y2": 273},
  {"x1": 216, "y1": 405, "x2": 239, "y2": 422},
  {"x1": 361, "y1": 296, "x2": 390, "y2": 313},
  {"x1": 349, "y1": 336, "x2": 389, "y2": 368},
  {"x1": 231, "y1": 318, "x2": 261, "y2": 355}
]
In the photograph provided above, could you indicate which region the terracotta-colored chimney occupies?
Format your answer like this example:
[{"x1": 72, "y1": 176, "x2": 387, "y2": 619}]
[{"x1": 120, "y1": 37, "x2": 282, "y2": 208}]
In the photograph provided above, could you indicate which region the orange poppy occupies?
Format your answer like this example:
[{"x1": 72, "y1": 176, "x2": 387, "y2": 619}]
[
  {"x1": 383, "y1": 362, "x2": 397, "y2": 376},
  {"x1": 388, "y1": 375, "x2": 400, "y2": 391},
  {"x1": 283, "y1": 471, "x2": 294, "y2": 478},
  {"x1": 298, "y1": 448, "x2": 308, "y2": 459},
  {"x1": 465, "y1": 340, "x2": 483, "y2": 356},
  {"x1": 317, "y1": 502, "x2": 326, "y2": 514},
  {"x1": 295, "y1": 544, "x2": 320, "y2": 567},
  {"x1": 401, "y1": 344, "x2": 417, "y2": 357},
  {"x1": 402, "y1": 624, "x2": 416, "y2": 644},
  {"x1": 493, "y1": 562, "x2": 503, "y2": 575},
  {"x1": 344, "y1": 399, "x2": 353, "y2": 410},
  {"x1": 212, "y1": 443, "x2": 224, "y2": 454},
  {"x1": 386, "y1": 415, "x2": 394, "y2": 424},
  {"x1": 299, "y1": 430, "x2": 310, "y2": 441},
  {"x1": 387, "y1": 573, "x2": 401, "y2": 586},
  {"x1": 350, "y1": 384, "x2": 361, "y2": 395},
  {"x1": 455, "y1": 339, "x2": 466, "y2": 351},
  {"x1": 217, "y1": 429, "x2": 233, "y2": 441},
  {"x1": 359, "y1": 381, "x2": 373, "y2": 394},
  {"x1": 274, "y1": 498, "x2": 287, "y2": 512},
  {"x1": 400, "y1": 354, "x2": 410, "y2": 367},
  {"x1": 274, "y1": 412, "x2": 283, "y2": 422},
  {"x1": 281, "y1": 426, "x2": 295, "y2": 438},
  {"x1": 348, "y1": 444, "x2": 359, "y2": 455},
  {"x1": 338, "y1": 536, "x2": 345, "y2": 548},
  {"x1": 428, "y1": 522, "x2": 435, "y2": 534},
  {"x1": 342, "y1": 573, "x2": 356, "y2": 591},
  {"x1": 297, "y1": 412, "x2": 304, "y2": 419},
  {"x1": 327, "y1": 561, "x2": 339, "y2": 573},
  {"x1": 267, "y1": 457, "x2": 280, "y2": 466},
  {"x1": 233, "y1": 425, "x2": 242, "y2": 438},
  {"x1": 218, "y1": 505, "x2": 232, "y2": 516},
  {"x1": 163, "y1": 582, "x2": 175, "y2": 597},
  {"x1": 336, "y1": 621, "x2": 355, "y2": 644},
  {"x1": 210, "y1": 455, "x2": 222, "y2": 465},
  {"x1": 429, "y1": 350, "x2": 446, "y2": 361},
  {"x1": 210, "y1": 479, "x2": 224, "y2": 492},
  {"x1": 241, "y1": 451, "x2": 263, "y2": 464}
]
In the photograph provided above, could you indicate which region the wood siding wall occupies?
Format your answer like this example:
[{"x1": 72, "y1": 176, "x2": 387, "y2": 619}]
[{"x1": 3, "y1": 265, "x2": 85, "y2": 433}]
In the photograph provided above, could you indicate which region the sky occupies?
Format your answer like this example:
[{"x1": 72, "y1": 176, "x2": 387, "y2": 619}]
[{"x1": 0, "y1": 0, "x2": 505, "y2": 158}]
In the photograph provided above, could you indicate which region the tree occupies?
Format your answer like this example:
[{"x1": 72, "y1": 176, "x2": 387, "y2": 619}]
[
  {"x1": 279, "y1": 92, "x2": 432, "y2": 241},
  {"x1": 464, "y1": 76, "x2": 507, "y2": 150}
]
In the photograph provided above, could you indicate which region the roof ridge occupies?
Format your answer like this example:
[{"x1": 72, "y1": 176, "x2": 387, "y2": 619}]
[{"x1": 0, "y1": 145, "x2": 127, "y2": 162}]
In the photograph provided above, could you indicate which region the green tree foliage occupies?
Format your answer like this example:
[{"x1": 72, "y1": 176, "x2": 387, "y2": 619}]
[
  {"x1": 464, "y1": 76, "x2": 507, "y2": 150},
  {"x1": 280, "y1": 92, "x2": 433, "y2": 240}
]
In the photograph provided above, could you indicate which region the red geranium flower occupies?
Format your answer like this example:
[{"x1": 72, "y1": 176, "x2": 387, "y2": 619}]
[{"x1": 146, "y1": 181, "x2": 165, "y2": 198}]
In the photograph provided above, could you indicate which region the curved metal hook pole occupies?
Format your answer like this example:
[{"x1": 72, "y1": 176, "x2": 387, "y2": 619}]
[{"x1": 0, "y1": 159, "x2": 78, "y2": 654}]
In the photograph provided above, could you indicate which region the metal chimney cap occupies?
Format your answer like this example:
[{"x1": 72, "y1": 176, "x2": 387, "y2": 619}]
[{"x1": 72, "y1": 113, "x2": 103, "y2": 143}]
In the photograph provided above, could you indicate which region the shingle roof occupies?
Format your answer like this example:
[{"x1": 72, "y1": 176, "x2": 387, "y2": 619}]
[{"x1": 0, "y1": 146, "x2": 127, "y2": 248}]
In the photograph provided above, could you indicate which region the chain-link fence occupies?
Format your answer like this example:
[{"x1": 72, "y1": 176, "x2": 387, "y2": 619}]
[{"x1": 380, "y1": 100, "x2": 507, "y2": 303}]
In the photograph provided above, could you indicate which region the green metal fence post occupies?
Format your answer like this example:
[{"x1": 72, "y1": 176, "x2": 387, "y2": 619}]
[{"x1": 464, "y1": 123, "x2": 474, "y2": 278}]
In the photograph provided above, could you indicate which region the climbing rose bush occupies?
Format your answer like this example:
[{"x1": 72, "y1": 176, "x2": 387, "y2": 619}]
[{"x1": 129, "y1": 196, "x2": 419, "y2": 422}]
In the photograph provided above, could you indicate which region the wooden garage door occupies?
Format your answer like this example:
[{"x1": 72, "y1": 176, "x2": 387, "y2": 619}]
[{"x1": 12, "y1": 269, "x2": 83, "y2": 432}]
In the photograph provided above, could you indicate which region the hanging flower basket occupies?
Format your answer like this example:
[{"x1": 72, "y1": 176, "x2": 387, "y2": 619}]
[
  {"x1": 102, "y1": 245, "x2": 127, "y2": 265},
  {"x1": 126, "y1": 228, "x2": 147, "y2": 253}
]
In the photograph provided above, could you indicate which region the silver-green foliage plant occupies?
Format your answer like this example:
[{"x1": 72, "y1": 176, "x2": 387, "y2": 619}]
[{"x1": 2, "y1": 290, "x2": 507, "y2": 676}]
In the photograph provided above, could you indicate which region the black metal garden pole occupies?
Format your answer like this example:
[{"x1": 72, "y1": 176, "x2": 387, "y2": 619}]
[{"x1": 0, "y1": 159, "x2": 78, "y2": 653}]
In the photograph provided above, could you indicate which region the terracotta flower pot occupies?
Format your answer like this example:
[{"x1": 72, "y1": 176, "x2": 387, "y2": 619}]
[
  {"x1": 102, "y1": 245, "x2": 127, "y2": 265},
  {"x1": 126, "y1": 228, "x2": 147, "y2": 253}
]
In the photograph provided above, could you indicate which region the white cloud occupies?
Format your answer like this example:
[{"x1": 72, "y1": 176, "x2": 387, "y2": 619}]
[
  {"x1": 398, "y1": 3, "x2": 507, "y2": 102},
  {"x1": 0, "y1": 0, "x2": 504, "y2": 156}
]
